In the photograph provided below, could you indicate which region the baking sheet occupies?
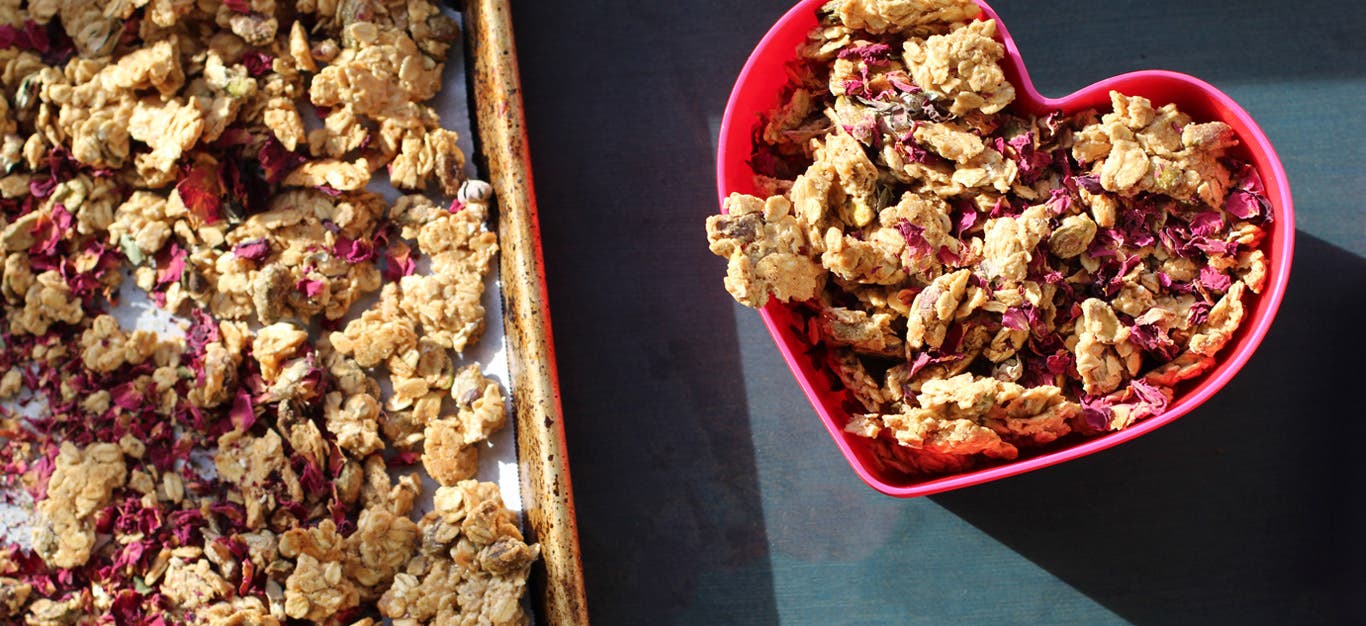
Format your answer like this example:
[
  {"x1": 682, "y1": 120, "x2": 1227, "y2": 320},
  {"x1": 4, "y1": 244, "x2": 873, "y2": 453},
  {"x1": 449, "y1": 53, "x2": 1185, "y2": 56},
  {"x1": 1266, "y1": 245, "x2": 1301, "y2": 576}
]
[
  {"x1": 0, "y1": 3, "x2": 590, "y2": 621},
  {"x1": 0, "y1": 0, "x2": 525, "y2": 592}
]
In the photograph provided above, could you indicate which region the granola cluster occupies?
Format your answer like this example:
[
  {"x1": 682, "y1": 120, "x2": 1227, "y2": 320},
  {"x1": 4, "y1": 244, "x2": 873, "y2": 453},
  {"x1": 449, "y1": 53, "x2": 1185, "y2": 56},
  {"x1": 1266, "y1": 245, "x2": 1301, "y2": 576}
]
[
  {"x1": 707, "y1": 0, "x2": 1272, "y2": 475},
  {"x1": 0, "y1": 1, "x2": 536, "y2": 624},
  {"x1": 378, "y1": 481, "x2": 539, "y2": 626}
]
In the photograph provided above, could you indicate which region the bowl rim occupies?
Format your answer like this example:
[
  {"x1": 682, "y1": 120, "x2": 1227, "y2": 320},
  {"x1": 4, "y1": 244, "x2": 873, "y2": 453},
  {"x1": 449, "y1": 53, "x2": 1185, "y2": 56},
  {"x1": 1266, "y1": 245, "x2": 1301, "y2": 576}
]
[{"x1": 715, "y1": 0, "x2": 1296, "y2": 497}]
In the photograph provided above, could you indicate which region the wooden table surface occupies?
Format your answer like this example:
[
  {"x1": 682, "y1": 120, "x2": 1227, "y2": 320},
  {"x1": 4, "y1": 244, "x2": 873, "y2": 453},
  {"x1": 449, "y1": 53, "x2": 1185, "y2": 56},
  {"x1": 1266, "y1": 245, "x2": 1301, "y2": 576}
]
[{"x1": 508, "y1": 1, "x2": 1366, "y2": 623}]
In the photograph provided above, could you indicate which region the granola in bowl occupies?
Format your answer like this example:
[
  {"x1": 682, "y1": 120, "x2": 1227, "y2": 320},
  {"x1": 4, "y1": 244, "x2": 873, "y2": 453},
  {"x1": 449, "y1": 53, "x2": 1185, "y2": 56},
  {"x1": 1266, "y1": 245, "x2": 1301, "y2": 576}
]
[
  {"x1": 0, "y1": 1, "x2": 537, "y2": 624},
  {"x1": 707, "y1": 0, "x2": 1278, "y2": 480}
]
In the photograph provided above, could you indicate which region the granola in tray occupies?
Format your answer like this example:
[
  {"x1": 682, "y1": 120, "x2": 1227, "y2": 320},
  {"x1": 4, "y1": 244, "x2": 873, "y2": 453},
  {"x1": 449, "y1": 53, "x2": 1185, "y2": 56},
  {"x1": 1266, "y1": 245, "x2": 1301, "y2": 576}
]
[
  {"x1": 706, "y1": 0, "x2": 1272, "y2": 476},
  {"x1": 0, "y1": 1, "x2": 538, "y2": 624}
]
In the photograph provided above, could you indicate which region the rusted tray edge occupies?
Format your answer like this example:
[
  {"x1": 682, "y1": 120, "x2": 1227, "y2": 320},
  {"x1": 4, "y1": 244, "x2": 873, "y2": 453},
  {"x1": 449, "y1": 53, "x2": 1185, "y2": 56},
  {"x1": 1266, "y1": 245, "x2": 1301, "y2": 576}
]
[{"x1": 462, "y1": 1, "x2": 590, "y2": 623}]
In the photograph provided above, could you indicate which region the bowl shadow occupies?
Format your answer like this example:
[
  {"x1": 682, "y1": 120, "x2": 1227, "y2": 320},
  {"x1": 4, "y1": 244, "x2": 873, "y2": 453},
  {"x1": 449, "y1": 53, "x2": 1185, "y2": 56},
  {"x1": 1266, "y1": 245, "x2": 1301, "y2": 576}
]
[{"x1": 932, "y1": 232, "x2": 1366, "y2": 624}]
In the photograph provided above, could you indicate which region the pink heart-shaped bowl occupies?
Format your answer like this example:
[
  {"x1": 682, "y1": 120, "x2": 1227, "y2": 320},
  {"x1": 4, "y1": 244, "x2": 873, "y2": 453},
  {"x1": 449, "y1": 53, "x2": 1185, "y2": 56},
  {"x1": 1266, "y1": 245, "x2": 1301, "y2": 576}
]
[{"x1": 716, "y1": 0, "x2": 1294, "y2": 497}]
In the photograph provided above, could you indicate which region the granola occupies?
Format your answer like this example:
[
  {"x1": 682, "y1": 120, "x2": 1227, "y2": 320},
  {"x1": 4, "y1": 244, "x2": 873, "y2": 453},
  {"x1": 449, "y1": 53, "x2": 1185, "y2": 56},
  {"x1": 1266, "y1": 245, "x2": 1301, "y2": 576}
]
[
  {"x1": 706, "y1": 193, "x2": 826, "y2": 307},
  {"x1": 708, "y1": 0, "x2": 1272, "y2": 475},
  {"x1": 30, "y1": 442, "x2": 127, "y2": 569},
  {"x1": 378, "y1": 481, "x2": 539, "y2": 626},
  {"x1": 0, "y1": 2, "x2": 535, "y2": 623}
]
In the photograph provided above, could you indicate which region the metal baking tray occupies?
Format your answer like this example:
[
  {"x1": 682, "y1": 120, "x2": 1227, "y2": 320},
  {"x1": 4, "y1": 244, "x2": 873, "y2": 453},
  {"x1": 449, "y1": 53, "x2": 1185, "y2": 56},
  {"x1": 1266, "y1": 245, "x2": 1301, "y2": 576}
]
[
  {"x1": 460, "y1": 1, "x2": 589, "y2": 622},
  {"x1": 0, "y1": 1, "x2": 587, "y2": 622}
]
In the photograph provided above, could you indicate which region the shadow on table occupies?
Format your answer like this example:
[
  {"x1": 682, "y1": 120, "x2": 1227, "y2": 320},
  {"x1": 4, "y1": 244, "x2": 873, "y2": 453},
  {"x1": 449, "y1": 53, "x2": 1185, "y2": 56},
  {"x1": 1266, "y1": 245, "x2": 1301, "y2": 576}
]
[
  {"x1": 509, "y1": 2, "x2": 791, "y2": 624},
  {"x1": 506, "y1": 0, "x2": 1366, "y2": 621},
  {"x1": 933, "y1": 232, "x2": 1366, "y2": 624}
]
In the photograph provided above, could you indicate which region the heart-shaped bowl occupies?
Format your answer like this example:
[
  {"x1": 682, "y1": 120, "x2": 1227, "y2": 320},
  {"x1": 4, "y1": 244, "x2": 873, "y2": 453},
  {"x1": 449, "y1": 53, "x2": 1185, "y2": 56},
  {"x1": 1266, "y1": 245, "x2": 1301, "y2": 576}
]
[{"x1": 715, "y1": 0, "x2": 1294, "y2": 497}]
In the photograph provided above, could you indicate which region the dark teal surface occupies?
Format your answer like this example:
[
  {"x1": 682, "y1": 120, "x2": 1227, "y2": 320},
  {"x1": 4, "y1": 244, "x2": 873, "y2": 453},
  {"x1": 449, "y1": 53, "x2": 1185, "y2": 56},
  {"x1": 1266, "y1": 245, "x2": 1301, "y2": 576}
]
[{"x1": 509, "y1": 1, "x2": 1366, "y2": 623}]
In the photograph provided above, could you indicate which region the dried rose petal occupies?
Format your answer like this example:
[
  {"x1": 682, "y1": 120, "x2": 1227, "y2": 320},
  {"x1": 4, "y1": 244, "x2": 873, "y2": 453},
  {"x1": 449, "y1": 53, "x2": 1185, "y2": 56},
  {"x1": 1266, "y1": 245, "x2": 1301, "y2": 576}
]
[
  {"x1": 259, "y1": 136, "x2": 307, "y2": 183},
  {"x1": 951, "y1": 200, "x2": 978, "y2": 235},
  {"x1": 1188, "y1": 300, "x2": 1213, "y2": 326},
  {"x1": 1129, "y1": 323, "x2": 1179, "y2": 361},
  {"x1": 987, "y1": 196, "x2": 1022, "y2": 219},
  {"x1": 230, "y1": 387, "x2": 255, "y2": 431},
  {"x1": 838, "y1": 42, "x2": 893, "y2": 65},
  {"x1": 1073, "y1": 174, "x2": 1104, "y2": 193},
  {"x1": 242, "y1": 51, "x2": 274, "y2": 77},
  {"x1": 1045, "y1": 351, "x2": 1074, "y2": 376},
  {"x1": 233, "y1": 238, "x2": 271, "y2": 261},
  {"x1": 177, "y1": 162, "x2": 224, "y2": 224},
  {"x1": 155, "y1": 243, "x2": 188, "y2": 287},
  {"x1": 30, "y1": 205, "x2": 72, "y2": 255},
  {"x1": 168, "y1": 509, "x2": 205, "y2": 545},
  {"x1": 1198, "y1": 265, "x2": 1232, "y2": 292},
  {"x1": 1187, "y1": 210, "x2": 1224, "y2": 238},
  {"x1": 888, "y1": 72, "x2": 919, "y2": 93},
  {"x1": 1043, "y1": 188, "x2": 1071, "y2": 215},
  {"x1": 29, "y1": 176, "x2": 56, "y2": 198},
  {"x1": 112, "y1": 382, "x2": 145, "y2": 410},
  {"x1": 1080, "y1": 394, "x2": 1113, "y2": 431},
  {"x1": 1225, "y1": 164, "x2": 1272, "y2": 222},
  {"x1": 895, "y1": 220, "x2": 932, "y2": 257},
  {"x1": 186, "y1": 310, "x2": 220, "y2": 355},
  {"x1": 0, "y1": 20, "x2": 48, "y2": 53},
  {"x1": 1002, "y1": 307, "x2": 1028, "y2": 331},
  {"x1": 1193, "y1": 237, "x2": 1239, "y2": 256},
  {"x1": 1128, "y1": 378, "x2": 1169, "y2": 417},
  {"x1": 296, "y1": 277, "x2": 325, "y2": 298},
  {"x1": 333, "y1": 235, "x2": 375, "y2": 263},
  {"x1": 383, "y1": 246, "x2": 417, "y2": 281}
]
